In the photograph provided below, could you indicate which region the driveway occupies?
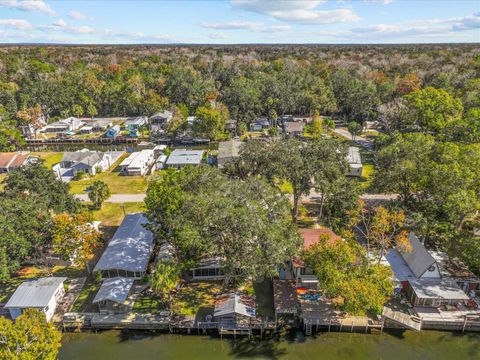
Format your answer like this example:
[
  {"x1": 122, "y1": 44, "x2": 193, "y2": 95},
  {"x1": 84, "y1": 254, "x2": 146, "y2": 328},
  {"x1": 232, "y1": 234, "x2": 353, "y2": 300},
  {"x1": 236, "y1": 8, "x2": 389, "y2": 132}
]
[
  {"x1": 75, "y1": 194, "x2": 146, "y2": 203},
  {"x1": 333, "y1": 127, "x2": 373, "y2": 150}
]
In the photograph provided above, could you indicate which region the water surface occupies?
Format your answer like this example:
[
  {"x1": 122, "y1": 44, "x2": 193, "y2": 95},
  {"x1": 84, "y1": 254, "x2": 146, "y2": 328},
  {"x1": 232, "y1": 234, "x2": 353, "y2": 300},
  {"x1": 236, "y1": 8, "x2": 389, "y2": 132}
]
[{"x1": 59, "y1": 330, "x2": 480, "y2": 360}]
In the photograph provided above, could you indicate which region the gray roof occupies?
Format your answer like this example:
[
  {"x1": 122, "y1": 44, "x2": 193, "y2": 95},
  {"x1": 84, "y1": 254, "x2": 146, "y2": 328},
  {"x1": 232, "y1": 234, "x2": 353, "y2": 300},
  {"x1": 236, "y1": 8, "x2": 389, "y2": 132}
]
[
  {"x1": 218, "y1": 140, "x2": 242, "y2": 160},
  {"x1": 94, "y1": 213, "x2": 154, "y2": 273},
  {"x1": 347, "y1": 147, "x2": 362, "y2": 165},
  {"x1": 400, "y1": 232, "x2": 437, "y2": 278},
  {"x1": 166, "y1": 149, "x2": 205, "y2": 166},
  {"x1": 93, "y1": 277, "x2": 134, "y2": 304},
  {"x1": 5, "y1": 277, "x2": 67, "y2": 308},
  {"x1": 284, "y1": 121, "x2": 304, "y2": 133},
  {"x1": 385, "y1": 249, "x2": 415, "y2": 282},
  {"x1": 150, "y1": 111, "x2": 172, "y2": 120},
  {"x1": 61, "y1": 151, "x2": 103, "y2": 166},
  {"x1": 409, "y1": 279, "x2": 470, "y2": 301},
  {"x1": 214, "y1": 293, "x2": 256, "y2": 318},
  {"x1": 125, "y1": 116, "x2": 148, "y2": 126}
]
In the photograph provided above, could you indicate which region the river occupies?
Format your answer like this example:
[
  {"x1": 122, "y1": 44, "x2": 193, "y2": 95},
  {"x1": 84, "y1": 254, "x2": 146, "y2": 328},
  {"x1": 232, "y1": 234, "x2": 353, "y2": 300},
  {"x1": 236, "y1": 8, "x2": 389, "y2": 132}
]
[{"x1": 59, "y1": 330, "x2": 480, "y2": 360}]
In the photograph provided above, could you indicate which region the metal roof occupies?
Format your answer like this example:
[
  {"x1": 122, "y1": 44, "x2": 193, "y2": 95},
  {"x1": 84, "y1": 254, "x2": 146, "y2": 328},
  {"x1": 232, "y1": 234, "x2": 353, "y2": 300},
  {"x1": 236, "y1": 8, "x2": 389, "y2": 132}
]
[
  {"x1": 347, "y1": 147, "x2": 362, "y2": 165},
  {"x1": 93, "y1": 213, "x2": 154, "y2": 273},
  {"x1": 218, "y1": 140, "x2": 242, "y2": 160},
  {"x1": 165, "y1": 149, "x2": 205, "y2": 166},
  {"x1": 385, "y1": 249, "x2": 416, "y2": 282},
  {"x1": 409, "y1": 279, "x2": 470, "y2": 301},
  {"x1": 5, "y1": 277, "x2": 67, "y2": 308},
  {"x1": 120, "y1": 150, "x2": 154, "y2": 168},
  {"x1": 214, "y1": 293, "x2": 256, "y2": 318},
  {"x1": 400, "y1": 232, "x2": 437, "y2": 278},
  {"x1": 93, "y1": 277, "x2": 134, "y2": 304}
]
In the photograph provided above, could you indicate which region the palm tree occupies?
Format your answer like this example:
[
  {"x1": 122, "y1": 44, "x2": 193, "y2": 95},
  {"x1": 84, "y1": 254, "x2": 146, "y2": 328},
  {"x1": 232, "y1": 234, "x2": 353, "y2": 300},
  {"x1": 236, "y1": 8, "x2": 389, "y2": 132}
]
[{"x1": 150, "y1": 260, "x2": 179, "y2": 311}]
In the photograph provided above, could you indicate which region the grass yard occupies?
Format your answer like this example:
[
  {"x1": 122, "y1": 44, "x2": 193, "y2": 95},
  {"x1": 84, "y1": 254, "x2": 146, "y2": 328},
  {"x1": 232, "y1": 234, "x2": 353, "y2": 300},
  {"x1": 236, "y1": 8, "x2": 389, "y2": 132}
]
[
  {"x1": 0, "y1": 173, "x2": 7, "y2": 191},
  {"x1": 31, "y1": 152, "x2": 63, "y2": 169},
  {"x1": 70, "y1": 277, "x2": 101, "y2": 312},
  {"x1": 172, "y1": 281, "x2": 223, "y2": 316},
  {"x1": 69, "y1": 154, "x2": 149, "y2": 194},
  {"x1": 132, "y1": 292, "x2": 167, "y2": 314},
  {"x1": 90, "y1": 202, "x2": 145, "y2": 227}
]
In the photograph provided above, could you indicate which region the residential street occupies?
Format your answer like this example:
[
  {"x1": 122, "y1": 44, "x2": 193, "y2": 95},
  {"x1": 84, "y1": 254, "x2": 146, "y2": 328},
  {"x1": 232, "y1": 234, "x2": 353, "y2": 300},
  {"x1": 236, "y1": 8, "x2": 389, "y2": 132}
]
[
  {"x1": 333, "y1": 127, "x2": 373, "y2": 150},
  {"x1": 75, "y1": 194, "x2": 147, "y2": 203}
]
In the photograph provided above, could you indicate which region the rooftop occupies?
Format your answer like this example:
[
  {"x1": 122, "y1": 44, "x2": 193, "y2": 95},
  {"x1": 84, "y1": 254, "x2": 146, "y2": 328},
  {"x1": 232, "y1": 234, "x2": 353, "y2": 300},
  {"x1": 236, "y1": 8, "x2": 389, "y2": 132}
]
[
  {"x1": 347, "y1": 147, "x2": 362, "y2": 165},
  {"x1": 400, "y1": 232, "x2": 437, "y2": 278},
  {"x1": 214, "y1": 293, "x2": 256, "y2": 318},
  {"x1": 217, "y1": 140, "x2": 242, "y2": 160},
  {"x1": 120, "y1": 150, "x2": 154, "y2": 168},
  {"x1": 93, "y1": 213, "x2": 154, "y2": 273},
  {"x1": 93, "y1": 277, "x2": 135, "y2": 304},
  {"x1": 166, "y1": 149, "x2": 205, "y2": 166},
  {"x1": 409, "y1": 279, "x2": 470, "y2": 301},
  {"x1": 0, "y1": 152, "x2": 29, "y2": 169},
  {"x1": 5, "y1": 277, "x2": 67, "y2": 308},
  {"x1": 61, "y1": 150, "x2": 104, "y2": 166},
  {"x1": 284, "y1": 121, "x2": 304, "y2": 133}
]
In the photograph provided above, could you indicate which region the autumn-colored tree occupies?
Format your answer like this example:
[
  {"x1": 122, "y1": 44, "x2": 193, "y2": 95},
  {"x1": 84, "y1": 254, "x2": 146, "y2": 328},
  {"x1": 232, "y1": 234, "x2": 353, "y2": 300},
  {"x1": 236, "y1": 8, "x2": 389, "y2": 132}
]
[
  {"x1": 15, "y1": 104, "x2": 44, "y2": 135},
  {"x1": 396, "y1": 73, "x2": 421, "y2": 95},
  {"x1": 0, "y1": 309, "x2": 61, "y2": 360},
  {"x1": 51, "y1": 212, "x2": 101, "y2": 273}
]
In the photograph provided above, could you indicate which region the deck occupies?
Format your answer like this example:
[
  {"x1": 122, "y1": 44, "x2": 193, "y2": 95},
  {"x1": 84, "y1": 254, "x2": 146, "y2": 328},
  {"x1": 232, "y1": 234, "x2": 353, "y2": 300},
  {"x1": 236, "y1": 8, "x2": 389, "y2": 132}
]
[{"x1": 382, "y1": 306, "x2": 422, "y2": 331}]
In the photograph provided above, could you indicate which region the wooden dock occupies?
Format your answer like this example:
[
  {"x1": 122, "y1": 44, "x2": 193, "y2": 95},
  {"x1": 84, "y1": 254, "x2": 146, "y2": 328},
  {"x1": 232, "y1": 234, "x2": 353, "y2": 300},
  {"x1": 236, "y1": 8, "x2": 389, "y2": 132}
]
[{"x1": 382, "y1": 307, "x2": 422, "y2": 331}]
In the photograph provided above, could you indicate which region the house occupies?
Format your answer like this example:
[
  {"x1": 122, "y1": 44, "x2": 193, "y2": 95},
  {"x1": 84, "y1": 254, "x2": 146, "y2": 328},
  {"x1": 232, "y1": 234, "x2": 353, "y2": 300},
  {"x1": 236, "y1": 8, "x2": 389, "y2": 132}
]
[
  {"x1": 283, "y1": 121, "x2": 304, "y2": 136},
  {"x1": 400, "y1": 232, "x2": 441, "y2": 279},
  {"x1": 287, "y1": 228, "x2": 340, "y2": 289},
  {"x1": 165, "y1": 149, "x2": 205, "y2": 169},
  {"x1": 125, "y1": 116, "x2": 148, "y2": 131},
  {"x1": 0, "y1": 152, "x2": 31, "y2": 173},
  {"x1": 91, "y1": 120, "x2": 113, "y2": 132},
  {"x1": 406, "y1": 278, "x2": 470, "y2": 307},
  {"x1": 78, "y1": 126, "x2": 93, "y2": 134},
  {"x1": 93, "y1": 277, "x2": 135, "y2": 313},
  {"x1": 346, "y1": 147, "x2": 362, "y2": 177},
  {"x1": 225, "y1": 119, "x2": 237, "y2": 135},
  {"x1": 217, "y1": 140, "x2": 242, "y2": 169},
  {"x1": 105, "y1": 125, "x2": 120, "y2": 138},
  {"x1": 55, "y1": 150, "x2": 112, "y2": 177},
  {"x1": 189, "y1": 257, "x2": 225, "y2": 281},
  {"x1": 249, "y1": 118, "x2": 270, "y2": 132},
  {"x1": 214, "y1": 293, "x2": 256, "y2": 330},
  {"x1": 93, "y1": 213, "x2": 154, "y2": 279},
  {"x1": 41, "y1": 117, "x2": 84, "y2": 133},
  {"x1": 150, "y1": 111, "x2": 173, "y2": 135},
  {"x1": 4, "y1": 277, "x2": 67, "y2": 322},
  {"x1": 119, "y1": 149, "x2": 155, "y2": 176}
]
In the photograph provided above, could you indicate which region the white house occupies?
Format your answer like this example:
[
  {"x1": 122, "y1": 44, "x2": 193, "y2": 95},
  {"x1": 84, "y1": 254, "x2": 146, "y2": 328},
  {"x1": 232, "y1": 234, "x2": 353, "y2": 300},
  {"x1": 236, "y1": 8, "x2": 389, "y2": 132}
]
[
  {"x1": 41, "y1": 117, "x2": 84, "y2": 133},
  {"x1": 119, "y1": 149, "x2": 155, "y2": 176},
  {"x1": 53, "y1": 150, "x2": 112, "y2": 179},
  {"x1": 165, "y1": 149, "x2": 205, "y2": 169},
  {"x1": 5, "y1": 277, "x2": 67, "y2": 322},
  {"x1": 150, "y1": 111, "x2": 173, "y2": 135},
  {"x1": 189, "y1": 257, "x2": 225, "y2": 281}
]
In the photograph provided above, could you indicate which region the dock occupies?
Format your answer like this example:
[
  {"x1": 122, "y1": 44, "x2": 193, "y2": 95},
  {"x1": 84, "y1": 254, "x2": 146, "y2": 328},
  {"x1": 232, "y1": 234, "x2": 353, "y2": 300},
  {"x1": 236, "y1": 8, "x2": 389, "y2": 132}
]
[{"x1": 382, "y1": 306, "x2": 422, "y2": 331}]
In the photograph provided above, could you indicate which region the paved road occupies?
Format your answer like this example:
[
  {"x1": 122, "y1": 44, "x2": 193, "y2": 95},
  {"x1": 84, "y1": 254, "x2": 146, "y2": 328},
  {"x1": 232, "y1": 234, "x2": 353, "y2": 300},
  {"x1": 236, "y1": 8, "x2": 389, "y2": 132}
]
[
  {"x1": 75, "y1": 194, "x2": 146, "y2": 203},
  {"x1": 333, "y1": 127, "x2": 373, "y2": 150},
  {"x1": 302, "y1": 192, "x2": 399, "y2": 202}
]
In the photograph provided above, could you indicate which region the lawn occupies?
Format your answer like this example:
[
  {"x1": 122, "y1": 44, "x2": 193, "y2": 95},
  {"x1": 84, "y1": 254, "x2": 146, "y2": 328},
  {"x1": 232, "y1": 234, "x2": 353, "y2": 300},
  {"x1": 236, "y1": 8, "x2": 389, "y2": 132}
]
[
  {"x1": 70, "y1": 277, "x2": 101, "y2": 312},
  {"x1": 69, "y1": 154, "x2": 149, "y2": 194},
  {"x1": 31, "y1": 152, "x2": 63, "y2": 169},
  {"x1": 172, "y1": 281, "x2": 223, "y2": 316},
  {"x1": 132, "y1": 292, "x2": 167, "y2": 314},
  {"x1": 90, "y1": 202, "x2": 145, "y2": 227},
  {"x1": 0, "y1": 173, "x2": 7, "y2": 191}
]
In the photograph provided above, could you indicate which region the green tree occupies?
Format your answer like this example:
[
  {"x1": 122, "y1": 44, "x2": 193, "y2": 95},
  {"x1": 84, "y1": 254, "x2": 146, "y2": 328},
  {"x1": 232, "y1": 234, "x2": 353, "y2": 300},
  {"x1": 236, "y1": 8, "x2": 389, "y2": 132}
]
[
  {"x1": 0, "y1": 309, "x2": 61, "y2": 360},
  {"x1": 192, "y1": 104, "x2": 227, "y2": 140},
  {"x1": 51, "y1": 212, "x2": 101, "y2": 273},
  {"x1": 4, "y1": 161, "x2": 80, "y2": 214},
  {"x1": 88, "y1": 180, "x2": 110, "y2": 209},
  {"x1": 72, "y1": 104, "x2": 84, "y2": 118},
  {"x1": 0, "y1": 123, "x2": 24, "y2": 151},
  {"x1": 86, "y1": 103, "x2": 98, "y2": 119},
  {"x1": 347, "y1": 121, "x2": 362, "y2": 140},
  {"x1": 150, "y1": 259, "x2": 179, "y2": 308},
  {"x1": 406, "y1": 87, "x2": 463, "y2": 133},
  {"x1": 304, "y1": 236, "x2": 394, "y2": 316}
]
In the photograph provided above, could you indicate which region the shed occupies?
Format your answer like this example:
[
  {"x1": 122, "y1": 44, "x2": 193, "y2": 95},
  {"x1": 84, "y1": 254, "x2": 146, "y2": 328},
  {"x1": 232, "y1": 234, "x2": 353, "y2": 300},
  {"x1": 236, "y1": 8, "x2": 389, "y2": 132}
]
[
  {"x1": 93, "y1": 277, "x2": 135, "y2": 313},
  {"x1": 5, "y1": 277, "x2": 67, "y2": 321},
  {"x1": 94, "y1": 213, "x2": 154, "y2": 278},
  {"x1": 214, "y1": 293, "x2": 256, "y2": 330},
  {"x1": 346, "y1": 147, "x2": 362, "y2": 177}
]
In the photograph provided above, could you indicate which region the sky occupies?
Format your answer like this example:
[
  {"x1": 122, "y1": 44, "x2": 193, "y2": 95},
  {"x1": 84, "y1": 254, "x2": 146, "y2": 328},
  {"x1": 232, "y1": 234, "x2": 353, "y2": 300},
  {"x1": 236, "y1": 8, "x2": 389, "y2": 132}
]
[{"x1": 0, "y1": 0, "x2": 478, "y2": 44}]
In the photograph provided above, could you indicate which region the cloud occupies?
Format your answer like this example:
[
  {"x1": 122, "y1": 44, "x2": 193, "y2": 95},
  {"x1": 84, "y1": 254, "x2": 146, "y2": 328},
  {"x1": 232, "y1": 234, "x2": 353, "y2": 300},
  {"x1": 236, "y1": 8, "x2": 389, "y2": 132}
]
[
  {"x1": 0, "y1": 0, "x2": 55, "y2": 16},
  {"x1": 364, "y1": 0, "x2": 394, "y2": 4},
  {"x1": 201, "y1": 21, "x2": 290, "y2": 32},
  {"x1": 231, "y1": 0, "x2": 359, "y2": 24},
  {"x1": 39, "y1": 19, "x2": 95, "y2": 34},
  {"x1": 0, "y1": 18, "x2": 32, "y2": 30},
  {"x1": 68, "y1": 10, "x2": 87, "y2": 20},
  {"x1": 207, "y1": 32, "x2": 228, "y2": 40}
]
